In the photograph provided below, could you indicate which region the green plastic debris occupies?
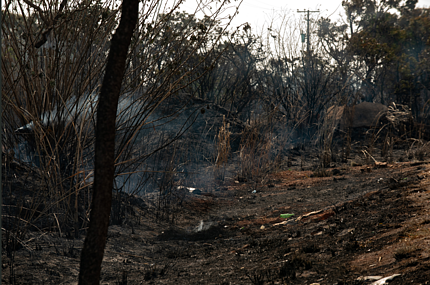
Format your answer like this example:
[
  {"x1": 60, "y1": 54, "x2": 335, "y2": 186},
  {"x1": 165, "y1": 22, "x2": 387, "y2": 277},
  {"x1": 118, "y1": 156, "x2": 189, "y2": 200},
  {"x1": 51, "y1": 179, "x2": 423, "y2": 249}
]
[{"x1": 280, "y1": 213, "x2": 294, "y2": 219}]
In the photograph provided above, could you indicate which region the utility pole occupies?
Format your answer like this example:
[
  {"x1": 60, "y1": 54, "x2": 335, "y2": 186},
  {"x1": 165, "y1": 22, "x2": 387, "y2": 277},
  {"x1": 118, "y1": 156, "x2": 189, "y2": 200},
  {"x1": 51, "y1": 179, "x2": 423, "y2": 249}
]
[
  {"x1": 1, "y1": 0, "x2": 3, "y2": 280},
  {"x1": 297, "y1": 9, "x2": 319, "y2": 54}
]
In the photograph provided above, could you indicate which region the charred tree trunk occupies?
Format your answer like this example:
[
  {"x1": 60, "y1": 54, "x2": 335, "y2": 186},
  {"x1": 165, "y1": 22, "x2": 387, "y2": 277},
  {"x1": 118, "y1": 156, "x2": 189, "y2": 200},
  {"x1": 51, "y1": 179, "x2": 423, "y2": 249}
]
[{"x1": 78, "y1": 1, "x2": 138, "y2": 284}]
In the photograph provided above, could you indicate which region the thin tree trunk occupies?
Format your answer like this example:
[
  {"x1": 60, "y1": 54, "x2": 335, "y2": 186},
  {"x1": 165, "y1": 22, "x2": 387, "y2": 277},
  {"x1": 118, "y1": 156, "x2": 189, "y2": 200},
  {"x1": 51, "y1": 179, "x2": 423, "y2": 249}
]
[{"x1": 78, "y1": 0, "x2": 138, "y2": 284}]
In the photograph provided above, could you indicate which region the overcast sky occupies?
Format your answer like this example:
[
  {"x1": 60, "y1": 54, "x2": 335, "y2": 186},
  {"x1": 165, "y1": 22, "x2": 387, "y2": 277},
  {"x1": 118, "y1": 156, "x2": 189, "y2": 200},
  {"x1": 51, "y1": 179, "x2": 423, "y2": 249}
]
[{"x1": 179, "y1": 0, "x2": 430, "y2": 30}]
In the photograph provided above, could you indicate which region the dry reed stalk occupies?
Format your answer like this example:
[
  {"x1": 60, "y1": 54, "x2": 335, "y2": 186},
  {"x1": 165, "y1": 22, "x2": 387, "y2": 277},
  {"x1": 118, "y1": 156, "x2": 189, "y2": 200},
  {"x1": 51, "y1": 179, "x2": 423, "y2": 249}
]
[{"x1": 215, "y1": 115, "x2": 231, "y2": 181}]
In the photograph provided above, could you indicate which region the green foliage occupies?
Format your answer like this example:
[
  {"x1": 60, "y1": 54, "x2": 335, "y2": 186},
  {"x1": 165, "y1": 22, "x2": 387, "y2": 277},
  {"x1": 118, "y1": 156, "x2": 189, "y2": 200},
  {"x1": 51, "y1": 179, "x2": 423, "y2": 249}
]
[{"x1": 342, "y1": 0, "x2": 430, "y2": 117}]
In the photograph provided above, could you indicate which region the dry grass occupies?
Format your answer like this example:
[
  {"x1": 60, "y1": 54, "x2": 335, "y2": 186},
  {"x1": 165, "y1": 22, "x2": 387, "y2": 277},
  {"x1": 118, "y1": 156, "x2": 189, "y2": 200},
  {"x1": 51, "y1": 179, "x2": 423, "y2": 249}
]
[
  {"x1": 407, "y1": 139, "x2": 430, "y2": 161},
  {"x1": 239, "y1": 125, "x2": 273, "y2": 181},
  {"x1": 215, "y1": 115, "x2": 231, "y2": 181}
]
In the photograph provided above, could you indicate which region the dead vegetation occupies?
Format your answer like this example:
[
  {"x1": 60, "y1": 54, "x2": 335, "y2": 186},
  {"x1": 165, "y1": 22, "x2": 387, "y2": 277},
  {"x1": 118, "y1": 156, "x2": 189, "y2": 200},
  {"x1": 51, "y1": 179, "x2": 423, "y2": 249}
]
[{"x1": 3, "y1": 0, "x2": 430, "y2": 284}]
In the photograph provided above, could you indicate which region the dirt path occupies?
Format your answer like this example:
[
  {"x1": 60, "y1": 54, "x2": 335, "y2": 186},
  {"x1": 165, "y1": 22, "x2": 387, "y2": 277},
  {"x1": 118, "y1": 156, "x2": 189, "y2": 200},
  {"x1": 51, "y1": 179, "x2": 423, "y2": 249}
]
[{"x1": 3, "y1": 161, "x2": 430, "y2": 284}]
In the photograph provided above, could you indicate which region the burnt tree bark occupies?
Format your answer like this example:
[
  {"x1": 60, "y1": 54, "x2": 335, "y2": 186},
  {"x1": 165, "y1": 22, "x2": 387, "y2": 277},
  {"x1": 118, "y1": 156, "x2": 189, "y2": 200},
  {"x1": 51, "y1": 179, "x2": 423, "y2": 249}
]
[{"x1": 78, "y1": 0, "x2": 138, "y2": 284}]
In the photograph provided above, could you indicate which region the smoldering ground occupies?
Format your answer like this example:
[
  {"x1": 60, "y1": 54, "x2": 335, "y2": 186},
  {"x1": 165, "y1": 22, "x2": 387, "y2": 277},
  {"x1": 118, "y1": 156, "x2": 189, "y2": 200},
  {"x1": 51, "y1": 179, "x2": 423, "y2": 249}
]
[{"x1": 11, "y1": 89, "x2": 251, "y2": 195}]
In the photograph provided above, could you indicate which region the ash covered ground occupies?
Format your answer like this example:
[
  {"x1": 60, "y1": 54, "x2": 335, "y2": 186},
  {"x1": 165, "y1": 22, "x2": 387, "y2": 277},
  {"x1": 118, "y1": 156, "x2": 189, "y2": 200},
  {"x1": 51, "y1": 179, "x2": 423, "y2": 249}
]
[{"x1": 3, "y1": 137, "x2": 430, "y2": 284}]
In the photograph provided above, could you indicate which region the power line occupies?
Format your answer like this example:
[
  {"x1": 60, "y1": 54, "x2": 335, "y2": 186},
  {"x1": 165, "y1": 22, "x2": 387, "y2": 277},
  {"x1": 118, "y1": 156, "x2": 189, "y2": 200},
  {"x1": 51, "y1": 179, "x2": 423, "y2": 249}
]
[{"x1": 297, "y1": 9, "x2": 319, "y2": 53}]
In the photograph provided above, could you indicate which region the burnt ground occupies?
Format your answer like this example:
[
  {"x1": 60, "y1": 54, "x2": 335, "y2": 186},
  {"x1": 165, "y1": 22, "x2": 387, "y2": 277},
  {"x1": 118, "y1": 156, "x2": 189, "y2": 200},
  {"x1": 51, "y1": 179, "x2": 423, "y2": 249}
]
[{"x1": 3, "y1": 141, "x2": 430, "y2": 284}]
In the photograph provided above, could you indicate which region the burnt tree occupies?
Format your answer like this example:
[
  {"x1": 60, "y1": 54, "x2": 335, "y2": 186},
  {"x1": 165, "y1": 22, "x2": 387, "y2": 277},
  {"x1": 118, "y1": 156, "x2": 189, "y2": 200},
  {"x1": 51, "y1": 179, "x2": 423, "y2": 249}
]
[{"x1": 78, "y1": 0, "x2": 138, "y2": 284}]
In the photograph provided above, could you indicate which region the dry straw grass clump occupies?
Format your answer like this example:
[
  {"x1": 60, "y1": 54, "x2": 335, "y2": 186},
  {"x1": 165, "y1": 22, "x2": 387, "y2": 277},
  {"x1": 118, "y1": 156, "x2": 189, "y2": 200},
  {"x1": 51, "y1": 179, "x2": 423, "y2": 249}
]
[
  {"x1": 238, "y1": 110, "x2": 287, "y2": 182},
  {"x1": 215, "y1": 115, "x2": 231, "y2": 181}
]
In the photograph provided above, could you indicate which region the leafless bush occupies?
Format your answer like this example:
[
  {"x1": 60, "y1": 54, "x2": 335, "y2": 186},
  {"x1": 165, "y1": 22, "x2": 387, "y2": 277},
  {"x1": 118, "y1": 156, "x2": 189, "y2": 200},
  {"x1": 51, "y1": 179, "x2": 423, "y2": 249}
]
[{"x1": 2, "y1": 0, "x2": 241, "y2": 239}]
